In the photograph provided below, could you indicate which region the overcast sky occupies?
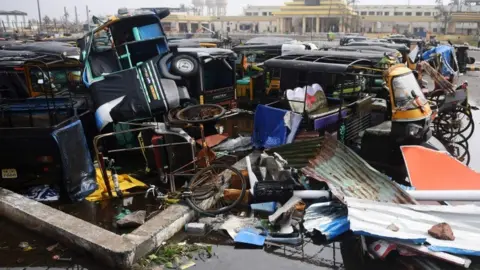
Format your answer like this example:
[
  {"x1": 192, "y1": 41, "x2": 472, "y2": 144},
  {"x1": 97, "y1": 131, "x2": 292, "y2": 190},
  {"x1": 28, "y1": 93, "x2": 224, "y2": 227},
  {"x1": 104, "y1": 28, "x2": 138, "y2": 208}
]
[{"x1": 4, "y1": 0, "x2": 445, "y2": 21}]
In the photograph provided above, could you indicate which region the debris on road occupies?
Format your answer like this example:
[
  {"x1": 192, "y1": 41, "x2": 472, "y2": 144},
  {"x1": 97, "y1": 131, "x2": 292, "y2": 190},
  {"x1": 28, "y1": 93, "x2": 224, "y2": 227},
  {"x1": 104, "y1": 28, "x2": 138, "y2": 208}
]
[
  {"x1": 116, "y1": 210, "x2": 146, "y2": 228},
  {"x1": 428, "y1": 223, "x2": 455, "y2": 241}
]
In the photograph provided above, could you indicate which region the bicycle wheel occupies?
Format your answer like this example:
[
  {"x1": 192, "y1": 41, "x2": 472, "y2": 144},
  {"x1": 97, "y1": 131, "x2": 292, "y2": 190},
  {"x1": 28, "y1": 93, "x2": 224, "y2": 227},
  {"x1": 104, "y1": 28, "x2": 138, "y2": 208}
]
[
  {"x1": 437, "y1": 107, "x2": 474, "y2": 143},
  {"x1": 176, "y1": 104, "x2": 226, "y2": 124},
  {"x1": 445, "y1": 135, "x2": 470, "y2": 166},
  {"x1": 185, "y1": 163, "x2": 247, "y2": 216}
]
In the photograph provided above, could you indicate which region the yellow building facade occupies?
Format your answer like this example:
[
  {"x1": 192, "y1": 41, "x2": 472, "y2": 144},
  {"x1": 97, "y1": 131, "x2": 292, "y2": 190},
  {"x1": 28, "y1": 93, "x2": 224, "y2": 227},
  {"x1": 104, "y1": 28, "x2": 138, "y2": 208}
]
[{"x1": 273, "y1": 0, "x2": 358, "y2": 33}]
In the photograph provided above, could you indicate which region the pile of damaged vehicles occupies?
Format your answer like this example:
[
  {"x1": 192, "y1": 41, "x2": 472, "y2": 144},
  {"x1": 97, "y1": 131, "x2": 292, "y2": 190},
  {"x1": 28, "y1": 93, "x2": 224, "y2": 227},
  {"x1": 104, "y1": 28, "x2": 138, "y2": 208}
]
[{"x1": 1, "y1": 7, "x2": 479, "y2": 270}]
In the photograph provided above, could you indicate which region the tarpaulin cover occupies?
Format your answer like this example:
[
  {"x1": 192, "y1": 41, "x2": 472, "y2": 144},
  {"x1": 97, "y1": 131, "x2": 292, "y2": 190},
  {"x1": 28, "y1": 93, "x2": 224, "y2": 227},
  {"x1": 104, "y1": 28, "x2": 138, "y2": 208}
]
[
  {"x1": 51, "y1": 119, "x2": 97, "y2": 201},
  {"x1": 86, "y1": 168, "x2": 147, "y2": 201},
  {"x1": 401, "y1": 145, "x2": 480, "y2": 190},
  {"x1": 421, "y1": 45, "x2": 455, "y2": 77},
  {"x1": 252, "y1": 105, "x2": 302, "y2": 149},
  {"x1": 90, "y1": 68, "x2": 151, "y2": 129}
]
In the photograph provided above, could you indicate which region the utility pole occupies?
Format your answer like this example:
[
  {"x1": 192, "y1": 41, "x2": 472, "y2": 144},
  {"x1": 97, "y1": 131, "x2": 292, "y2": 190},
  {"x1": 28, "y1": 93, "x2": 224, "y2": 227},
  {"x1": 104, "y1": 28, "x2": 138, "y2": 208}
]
[
  {"x1": 86, "y1": 5, "x2": 90, "y2": 31},
  {"x1": 37, "y1": 0, "x2": 42, "y2": 33},
  {"x1": 75, "y1": 6, "x2": 79, "y2": 26}
]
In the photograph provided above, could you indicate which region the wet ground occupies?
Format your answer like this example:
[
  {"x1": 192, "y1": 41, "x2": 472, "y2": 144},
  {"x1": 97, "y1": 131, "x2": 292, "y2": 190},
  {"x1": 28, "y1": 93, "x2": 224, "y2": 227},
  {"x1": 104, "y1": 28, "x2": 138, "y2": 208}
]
[{"x1": 2, "y1": 51, "x2": 480, "y2": 269}]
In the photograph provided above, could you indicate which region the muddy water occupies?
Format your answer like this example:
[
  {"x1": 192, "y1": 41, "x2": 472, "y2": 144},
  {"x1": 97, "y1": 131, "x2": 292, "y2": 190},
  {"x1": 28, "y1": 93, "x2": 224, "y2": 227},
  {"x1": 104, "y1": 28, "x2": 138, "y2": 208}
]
[{"x1": 0, "y1": 219, "x2": 101, "y2": 269}]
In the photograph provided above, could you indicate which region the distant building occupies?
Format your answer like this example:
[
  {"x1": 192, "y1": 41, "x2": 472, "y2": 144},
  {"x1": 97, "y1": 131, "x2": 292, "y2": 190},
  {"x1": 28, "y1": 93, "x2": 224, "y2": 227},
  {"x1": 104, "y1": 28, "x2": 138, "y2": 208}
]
[
  {"x1": 0, "y1": 10, "x2": 28, "y2": 31},
  {"x1": 243, "y1": 5, "x2": 280, "y2": 17},
  {"x1": 357, "y1": 5, "x2": 480, "y2": 35}
]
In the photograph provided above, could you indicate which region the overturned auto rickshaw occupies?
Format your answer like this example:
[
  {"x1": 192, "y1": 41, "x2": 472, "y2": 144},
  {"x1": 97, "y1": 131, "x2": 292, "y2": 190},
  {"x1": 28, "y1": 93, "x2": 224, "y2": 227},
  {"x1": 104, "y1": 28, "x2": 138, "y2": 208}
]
[{"x1": 78, "y1": 8, "x2": 238, "y2": 131}]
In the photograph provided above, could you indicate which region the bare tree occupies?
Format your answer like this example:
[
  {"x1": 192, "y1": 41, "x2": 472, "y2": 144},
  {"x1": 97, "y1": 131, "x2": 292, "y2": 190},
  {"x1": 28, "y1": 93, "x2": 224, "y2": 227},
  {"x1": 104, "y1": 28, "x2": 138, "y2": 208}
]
[
  {"x1": 435, "y1": 0, "x2": 455, "y2": 34},
  {"x1": 43, "y1": 15, "x2": 51, "y2": 31},
  {"x1": 52, "y1": 18, "x2": 57, "y2": 31}
]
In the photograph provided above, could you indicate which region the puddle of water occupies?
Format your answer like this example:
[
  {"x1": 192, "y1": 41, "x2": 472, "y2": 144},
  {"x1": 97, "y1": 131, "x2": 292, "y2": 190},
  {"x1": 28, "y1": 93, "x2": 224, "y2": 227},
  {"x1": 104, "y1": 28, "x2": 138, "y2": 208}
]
[
  {"x1": 49, "y1": 194, "x2": 164, "y2": 234},
  {"x1": 0, "y1": 219, "x2": 100, "y2": 269}
]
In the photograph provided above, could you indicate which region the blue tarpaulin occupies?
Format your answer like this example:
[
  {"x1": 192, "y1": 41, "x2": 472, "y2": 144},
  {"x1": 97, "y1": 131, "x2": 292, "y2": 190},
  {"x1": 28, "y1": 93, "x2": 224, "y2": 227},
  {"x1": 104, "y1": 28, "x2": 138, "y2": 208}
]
[
  {"x1": 252, "y1": 105, "x2": 302, "y2": 149},
  {"x1": 421, "y1": 45, "x2": 456, "y2": 77},
  {"x1": 52, "y1": 120, "x2": 97, "y2": 201}
]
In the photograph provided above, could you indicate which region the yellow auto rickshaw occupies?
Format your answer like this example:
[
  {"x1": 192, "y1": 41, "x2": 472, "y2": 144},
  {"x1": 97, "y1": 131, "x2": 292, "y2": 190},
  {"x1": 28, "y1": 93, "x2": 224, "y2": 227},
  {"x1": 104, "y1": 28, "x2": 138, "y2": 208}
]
[{"x1": 359, "y1": 64, "x2": 443, "y2": 182}]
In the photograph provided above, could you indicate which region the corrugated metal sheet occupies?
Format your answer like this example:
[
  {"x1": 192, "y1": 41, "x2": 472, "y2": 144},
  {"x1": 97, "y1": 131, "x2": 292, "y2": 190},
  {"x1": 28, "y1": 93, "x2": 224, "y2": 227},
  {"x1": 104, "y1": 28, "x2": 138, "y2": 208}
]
[
  {"x1": 266, "y1": 137, "x2": 323, "y2": 169},
  {"x1": 302, "y1": 135, "x2": 416, "y2": 204},
  {"x1": 303, "y1": 202, "x2": 349, "y2": 241},
  {"x1": 346, "y1": 197, "x2": 480, "y2": 258}
]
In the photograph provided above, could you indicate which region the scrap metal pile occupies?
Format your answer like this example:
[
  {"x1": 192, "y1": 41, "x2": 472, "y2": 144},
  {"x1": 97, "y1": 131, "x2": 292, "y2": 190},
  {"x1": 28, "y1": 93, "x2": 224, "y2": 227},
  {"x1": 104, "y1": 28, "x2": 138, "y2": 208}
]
[{"x1": 184, "y1": 135, "x2": 480, "y2": 269}]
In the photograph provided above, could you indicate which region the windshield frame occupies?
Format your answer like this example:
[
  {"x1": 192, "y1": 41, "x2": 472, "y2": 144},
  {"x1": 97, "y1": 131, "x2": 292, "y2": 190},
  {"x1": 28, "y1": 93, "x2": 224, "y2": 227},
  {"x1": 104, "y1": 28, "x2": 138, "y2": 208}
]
[{"x1": 391, "y1": 72, "x2": 427, "y2": 111}]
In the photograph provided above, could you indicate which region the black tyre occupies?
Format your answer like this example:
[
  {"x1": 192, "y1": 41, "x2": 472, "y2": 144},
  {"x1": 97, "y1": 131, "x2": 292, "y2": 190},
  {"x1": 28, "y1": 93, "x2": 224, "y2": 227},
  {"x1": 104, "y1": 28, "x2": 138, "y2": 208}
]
[
  {"x1": 170, "y1": 54, "x2": 199, "y2": 77},
  {"x1": 185, "y1": 164, "x2": 247, "y2": 216},
  {"x1": 427, "y1": 90, "x2": 447, "y2": 111},
  {"x1": 436, "y1": 107, "x2": 474, "y2": 143},
  {"x1": 445, "y1": 133, "x2": 471, "y2": 166},
  {"x1": 176, "y1": 104, "x2": 226, "y2": 124}
]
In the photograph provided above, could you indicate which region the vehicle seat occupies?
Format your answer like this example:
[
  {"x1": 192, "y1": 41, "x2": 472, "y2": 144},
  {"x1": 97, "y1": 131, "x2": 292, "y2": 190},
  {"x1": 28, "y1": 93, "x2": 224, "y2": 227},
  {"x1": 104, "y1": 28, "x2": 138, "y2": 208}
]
[
  {"x1": 236, "y1": 77, "x2": 251, "y2": 98},
  {"x1": 88, "y1": 49, "x2": 121, "y2": 77},
  {"x1": 364, "y1": 121, "x2": 392, "y2": 137}
]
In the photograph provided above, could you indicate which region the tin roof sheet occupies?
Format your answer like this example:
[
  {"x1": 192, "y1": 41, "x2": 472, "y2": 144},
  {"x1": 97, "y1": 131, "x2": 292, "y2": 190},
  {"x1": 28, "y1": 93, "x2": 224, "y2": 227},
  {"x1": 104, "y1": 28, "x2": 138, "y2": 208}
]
[{"x1": 301, "y1": 135, "x2": 416, "y2": 204}]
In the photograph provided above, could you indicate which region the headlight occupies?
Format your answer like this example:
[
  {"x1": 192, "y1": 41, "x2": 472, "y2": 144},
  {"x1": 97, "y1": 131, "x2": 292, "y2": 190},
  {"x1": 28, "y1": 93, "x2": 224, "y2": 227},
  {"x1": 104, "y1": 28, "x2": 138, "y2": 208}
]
[{"x1": 406, "y1": 124, "x2": 423, "y2": 138}]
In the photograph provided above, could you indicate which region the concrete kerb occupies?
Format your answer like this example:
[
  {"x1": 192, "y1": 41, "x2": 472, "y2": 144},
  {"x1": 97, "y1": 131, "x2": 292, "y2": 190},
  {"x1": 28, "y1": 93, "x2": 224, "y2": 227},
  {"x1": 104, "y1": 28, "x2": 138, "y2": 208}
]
[
  {"x1": 0, "y1": 155, "x2": 251, "y2": 269},
  {"x1": 0, "y1": 188, "x2": 136, "y2": 269}
]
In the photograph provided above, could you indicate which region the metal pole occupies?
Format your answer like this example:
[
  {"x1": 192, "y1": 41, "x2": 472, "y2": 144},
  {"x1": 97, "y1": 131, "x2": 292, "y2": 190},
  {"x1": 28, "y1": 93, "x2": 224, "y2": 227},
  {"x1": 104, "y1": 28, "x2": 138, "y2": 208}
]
[
  {"x1": 86, "y1": 5, "x2": 90, "y2": 31},
  {"x1": 37, "y1": 0, "x2": 42, "y2": 33}
]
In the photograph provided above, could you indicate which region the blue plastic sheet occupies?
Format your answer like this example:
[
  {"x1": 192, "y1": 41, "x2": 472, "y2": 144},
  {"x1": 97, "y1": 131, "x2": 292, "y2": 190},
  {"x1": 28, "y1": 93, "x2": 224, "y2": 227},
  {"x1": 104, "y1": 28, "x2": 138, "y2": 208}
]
[
  {"x1": 421, "y1": 45, "x2": 456, "y2": 77},
  {"x1": 234, "y1": 228, "x2": 266, "y2": 246},
  {"x1": 51, "y1": 120, "x2": 97, "y2": 201},
  {"x1": 252, "y1": 105, "x2": 302, "y2": 149}
]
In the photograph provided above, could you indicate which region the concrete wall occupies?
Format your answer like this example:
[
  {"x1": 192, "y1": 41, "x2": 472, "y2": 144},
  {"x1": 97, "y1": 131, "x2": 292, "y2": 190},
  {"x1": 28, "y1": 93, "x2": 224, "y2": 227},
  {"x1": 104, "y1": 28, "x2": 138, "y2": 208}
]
[
  {"x1": 243, "y1": 5, "x2": 281, "y2": 16},
  {"x1": 211, "y1": 20, "x2": 278, "y2": 33}
]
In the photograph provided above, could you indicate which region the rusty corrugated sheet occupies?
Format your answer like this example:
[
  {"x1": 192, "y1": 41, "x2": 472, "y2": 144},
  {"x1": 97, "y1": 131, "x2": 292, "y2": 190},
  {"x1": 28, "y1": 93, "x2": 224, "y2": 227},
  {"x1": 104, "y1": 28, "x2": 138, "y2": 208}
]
[
  {"x1": 301, "y1": 135, "x2": 416, "y2": 204},
  {"x1": 266, "y1": 137, "x2": 323, "y2": 169}
]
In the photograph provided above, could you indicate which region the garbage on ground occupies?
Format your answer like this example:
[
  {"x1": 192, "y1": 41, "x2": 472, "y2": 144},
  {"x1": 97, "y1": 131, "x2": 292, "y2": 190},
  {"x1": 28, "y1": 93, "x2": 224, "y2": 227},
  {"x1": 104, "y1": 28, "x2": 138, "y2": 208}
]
[
  {"x1": 23, "y1": 185, "x2": 59, "y2": 202},
  {"x1": 177, "y1": 136, "x2": 480, "y2": 268},
  {"x1": 185, "y1": 223, "x2": 208, "y2": 236},
  {"x1": 116, "y1": 210, "x2": 146, "y2": 228},
  {"x1": 46, "y1": 243, "x2": 60, "y2": 252},
  {"x1": 86, "y1": 168, "x2": 148, "y2": 202},
  {"x1": 18, "y1": 241, "x2": 34, "y2": 251},
  {"x1": 52, "y1": 255, "x2": 73, "y2": 261},
  {"x1": 139, "y1": 242, "x2": 212, "y2": 269},
  {"x1": 234, "y1": 228, "x2": 266, "y2": 247}
]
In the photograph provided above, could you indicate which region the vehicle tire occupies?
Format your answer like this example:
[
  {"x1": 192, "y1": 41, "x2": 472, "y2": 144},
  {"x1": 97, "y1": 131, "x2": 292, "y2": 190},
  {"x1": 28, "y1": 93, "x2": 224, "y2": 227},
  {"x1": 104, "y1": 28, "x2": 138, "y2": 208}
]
[
  {"x1": 185, "y1": 164, "x2": 247, "y2": 216},
  {"x1": 446, "y1": 136, "x2": 470, "y2": 166},
  {"x1": 438, "y1": 107, "x2": 474, "y2": 143},
  {"x1": 427, "y1": 89, "x2": 447, "y2": 110},
  {"x1": 176, "y1": 104, "x2": 226, "y2": 124},
  {"x1": 468, "y1": 57, "x2": 476, "y2": 65},
  {"x1": 170, "y1": 54, "x2": 199, "y2": 77}
]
